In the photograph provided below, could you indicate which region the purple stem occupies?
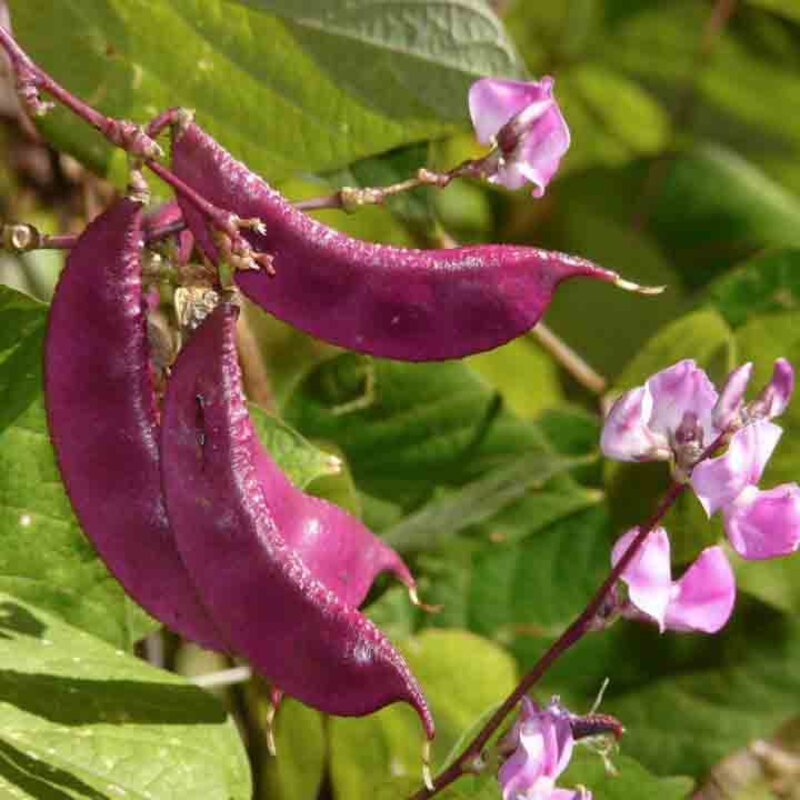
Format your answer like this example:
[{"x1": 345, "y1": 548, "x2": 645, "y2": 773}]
[{"x1": 408, "y1": 479, "x2": 688, "y2": 799}]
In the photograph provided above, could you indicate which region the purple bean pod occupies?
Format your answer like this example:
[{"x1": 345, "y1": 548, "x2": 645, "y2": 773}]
[
  {"x1": 43, "y1": 197, "x2": 224, "y2": 649},
  {"x1": 171, "y1": 120, "x2": 629, "y2": 361},
  {"x1": 160, "y1": 302, "x2": 434, "y2": 736},
  {"x1": 250, "y1": 440, "x2": 415, "y2": 607}
]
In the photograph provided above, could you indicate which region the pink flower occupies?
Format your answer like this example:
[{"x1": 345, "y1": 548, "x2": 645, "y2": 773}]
[
  {"x1": 612, "y1": 528, "x2": 736, "y2": 634},
  {"x1": 724, "y1": 484, "x2": 800, "y2": 560},
  {"x1": 601, "y1": 360, "x2": 717, "y2": 465},
  {"x1": 499, "y1": 698, "x2": 590, "y2": 800},
  {"x1": 468, "y1": 76, "x2": 570, "y2": 198},
  {"x1": 691, "y1": 418, "x2": 800, "y2": 560},
  {"x1": 603, "y1": 358, "x2": 799, "y2": 561}
]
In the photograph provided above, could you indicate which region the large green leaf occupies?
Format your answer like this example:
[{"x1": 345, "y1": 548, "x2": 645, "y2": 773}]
[
  {"x1": 0, "y1": 286, "x2": 47, "y2": 435},
  {"x1": 0, "y1": 592, "x2": 250, "y2": 799},
  {"x1": 9, "y1": 0, "x2": 521, "y2": 180},
  {"x1": 382, "y1": 450, "x2": 593, "y2": 553},
  {"x1": 283, "y1": 353, "x2": 558, "y2": 504},
  {"x1": 0, "y1": 395, "x2": 157, "y2": 649},
  {"x1": 328, "y1": 629, "x2": 517, "y2": 799},
  {"x1": 647, "y1": 146, "x2": 800, "y2": 287},
  {"x1": 709, "y1": 248, "x2": 800, "y2": 329}
]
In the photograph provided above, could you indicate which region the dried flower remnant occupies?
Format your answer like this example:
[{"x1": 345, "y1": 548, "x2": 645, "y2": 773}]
[{"x1": 469, "y1": 76, "x2": 570, "y2": 198}]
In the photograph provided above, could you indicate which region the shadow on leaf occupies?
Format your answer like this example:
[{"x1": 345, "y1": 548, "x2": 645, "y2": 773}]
[
  {"x1": 0, "y1": 738, "x2": 106, "y2": 800},
  {"x1": 0, "y1": 670, "x2": 226, "y2": 726}
]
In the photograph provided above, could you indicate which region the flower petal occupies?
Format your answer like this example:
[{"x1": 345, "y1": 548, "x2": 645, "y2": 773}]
[
  {"x1": 613, "y1": 528, "x2": 672, "y2": 631},
  {"x1": 753, "y1": 358, "x2": 795, "y2": 420},
  {"x1": 664, "y1": 547, "x2": 736, "y2": 633},
  {"x1": 712, "y1": 362, "x2": 752, "y2": 431},
  {"x1": 513, "y1": 103, "x2": 571, "y2": 197},
  {"x1": 724, "y1": 482, "x2": 800, "y2": 560},
  {"x1": 601, "y1": 386, "x2": 668, "y2": 461},
  {"x1": 646, "y1": 360, "x2": 718, "y2": 442},
  {"x1": 690, "y1": 420, "x2": 783, "y2": 515},
  {"x1": 469, "y1": 76, "x2": 554, "y2": 145}
]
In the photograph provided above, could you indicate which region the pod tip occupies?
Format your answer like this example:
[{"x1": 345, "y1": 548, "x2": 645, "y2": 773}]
[
  {"x1": 408, "y1": 587, "x2": 443, "y2": 615},
  {"x1": 614, "y1": 277, "x2": 666, "y2": 296},
  {"x1": 421, "y1": 740, "x2": 434, "y2": 791},
  {"x1": 265, "y1": 700, "x2": 278, "y2": 757}
]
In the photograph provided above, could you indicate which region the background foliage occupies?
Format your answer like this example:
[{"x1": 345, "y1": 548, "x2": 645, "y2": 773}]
[{"x1": 0, "y1": 1, "x2": 798, "y2": 798}]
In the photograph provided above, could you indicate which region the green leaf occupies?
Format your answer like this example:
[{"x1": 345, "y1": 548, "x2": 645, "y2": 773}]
[
  {"x1": 0, "y1": 395, "x2": 157, "y2": 649},
  {"x1": 248, "y1": 402, "x2": 341, "y2": 489},
  {"x1": 0, "y1": 592, "x2": 250, "y2": 799},
  {"x1": 563, "y1": 749, "x2": 693, "y2": 800},
  {"x1": 648, "y1": 146, "x2": 800, "y2": 287},
  {"x1": 466, "y1": 335, "x2": 564, "y2": 419},
  {"x1": 328, "y1": 629, "x2": 517, "y2": 799},
  {"x1": 382, "y1": 450, "x2": 594, "y2": 553},
  {"x1": 283, "y1": 354, "x2": 557, "y2": 502},
  {"x1": 10, "y1": 0, "x2": 521, "y2": 180},
  {"x1": 709, "y1": 248, "x2": 800, "y2": 329},
  {"x1": 612, "y1": 307, "x2": 735, "y2": 394},
  {"x1": 0, "y1": 286, "x2": 47, "y2": 435}
]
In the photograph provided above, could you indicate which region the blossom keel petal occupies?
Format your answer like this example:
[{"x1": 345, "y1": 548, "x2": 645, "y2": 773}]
[
  {"x1": 664, "y1": 547, "x2": 736, "y2": 633},
  {"x1": 724, "y1": 483, "x2": 800, "y2": 560}
]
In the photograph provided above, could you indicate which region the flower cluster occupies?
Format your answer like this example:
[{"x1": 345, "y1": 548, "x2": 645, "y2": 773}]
[
  {"x1": 498, "y1": 698, "x2": 590, "y2": 800},
  {"x1": 602, "y1": 358, "x2": 798, "y2": 633},
  {"x1": 469, "y1": 76, "x2": 570, "y2": 198}
]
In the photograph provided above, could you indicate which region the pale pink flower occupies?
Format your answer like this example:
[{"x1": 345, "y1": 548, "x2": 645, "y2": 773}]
[
  {"x1": 612, "y1": 528, "x2": 736, "y2": 634},
  {"x1": 601, "y1": 360, "x2": 717, "y2": 464},
  {"x1": 499, "y1": 698, "x2": 590, "y2": 800},
  {"x1": 468, "y1": 76, "x2": 570, "y2": 198}
]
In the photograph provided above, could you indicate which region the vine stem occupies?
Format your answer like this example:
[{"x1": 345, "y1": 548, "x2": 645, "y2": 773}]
[
  {"x1": 293, "y1": 161, "x2": 485, "y2": 213},
  {"x1": 408, "y1": 478, "x2": 689, "y2": 799},
  {"x1": 1, "y1": 218, "x2": 186, "y2": 252},
  {"x1": 529, "y1": 322, "x2": 607, "y2": 396}
]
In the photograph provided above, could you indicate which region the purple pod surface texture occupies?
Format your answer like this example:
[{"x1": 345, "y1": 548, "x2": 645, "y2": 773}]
[
  {"x1": 43, "y1": 197, "x2": 224, "y2": 649},
  {"x1": 160, "y1": 303, "x2": 433, "y2": 735},
  {"x1": 171, "y1": 121, "x2": 622, "y2": 361},
  {"x1": 250, "y1": 439, "x2": 414, "y2": 608}
]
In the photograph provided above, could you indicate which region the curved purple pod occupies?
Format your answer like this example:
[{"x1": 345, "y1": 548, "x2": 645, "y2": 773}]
[
  {"x1": 249, "y1": 441, "x2": 414, "y2": 608},
  {"x1": 43, "y1": 197, "x2": 224, "y2": 649},
  {"x1": 172, "y1": 121, "x2": 625, "y2": 361},
  {"x1": 160, "y1": 303, "x2": 434, "y2": 736}
]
